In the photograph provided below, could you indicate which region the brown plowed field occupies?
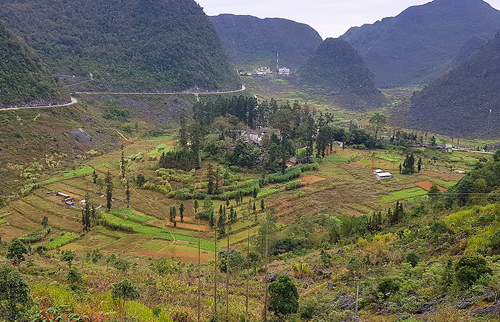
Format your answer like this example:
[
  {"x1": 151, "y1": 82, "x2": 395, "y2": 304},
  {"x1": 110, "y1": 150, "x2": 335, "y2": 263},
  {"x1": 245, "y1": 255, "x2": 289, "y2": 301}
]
[
  {"x1": 415, "y1": 181, "x2": 446, "y2": 192},
  {"x1": 299, "y1": 175, "x2": 326, "y2": 185}
]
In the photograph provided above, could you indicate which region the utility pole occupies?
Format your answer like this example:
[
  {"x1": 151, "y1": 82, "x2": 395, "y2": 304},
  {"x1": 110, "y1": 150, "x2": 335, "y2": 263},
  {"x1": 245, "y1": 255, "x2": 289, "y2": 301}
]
[
  {"x1": 245, "y1": 226, "x2": 250, "y2": 322},
  {"x1": 263, "y1": 212, "x2": 269, "y2": 322},
  {"x1": 486, "y1": 108, "x2": 492, "y2": 151},
  {"x1": 214, "y1": 224, "x2": 217, "y2": 318},
  {"x1": 226, "y1": 212, "x2": 230, "y2": 321},
  {"x1": 198, "y1": 214, "x2": 201, "y2": 322},
  {"x1": 355, "y1": 279, "x2": 360, "y2": 318}
]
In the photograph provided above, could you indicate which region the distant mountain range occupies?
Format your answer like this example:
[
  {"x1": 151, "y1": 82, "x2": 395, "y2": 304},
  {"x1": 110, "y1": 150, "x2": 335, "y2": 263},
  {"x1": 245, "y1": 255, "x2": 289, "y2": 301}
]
[
  {"x1": 0, "y1": 22, "x2": 68, "y2": 107},
  {"x1": 296, "y1": 38, "x2": 385, "y2": 108},
  {"x1": 409, "y1": 32, "x2": 500, "y2": 137},
  {"x1": 341, "y1": 0, "x2": 500, "y2": 88},
  {"x1": 210, "y1": 14, "x2": 323, "y2": 70},
  {"x1": 0, "y1": 0, "x2": 240, "y2": 92}
]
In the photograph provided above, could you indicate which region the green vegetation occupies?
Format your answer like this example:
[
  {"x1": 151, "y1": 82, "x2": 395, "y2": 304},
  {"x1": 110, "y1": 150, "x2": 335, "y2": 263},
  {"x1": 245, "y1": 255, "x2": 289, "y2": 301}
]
[
  {"x1": 63, "y1": 166, "x2": 95, "y2": 177},
  {"x1": 0, "y1": 0, "x2": 240, "y2": 92},
  {"x1": 381, "y1": 187, "x2": 428, "y2": 202},
  {"x1": 45, "y1": 232, "x2": 79, "y2": 250},
  {"x1": 111, "y1": 208, "x2": 153, "y2": 224},
  {"x1": 0, "y1": 22, "x2": 68, "y2": 107}
]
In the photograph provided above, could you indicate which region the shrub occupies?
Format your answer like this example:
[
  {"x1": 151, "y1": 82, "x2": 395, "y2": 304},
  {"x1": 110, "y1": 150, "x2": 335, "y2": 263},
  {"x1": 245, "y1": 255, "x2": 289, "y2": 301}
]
[
  {"x1": 455, "y1": 255, "x2": 492, "y2": 288},
  {"x1": 378, "y1": 279, "x2": 400, "y2": 298},
  {"x1": 406, "y1": 250, "x2": 420, "y2": 268},
  {"x1": 284, "y1": 180, "x2": 302, "y2": 190}
]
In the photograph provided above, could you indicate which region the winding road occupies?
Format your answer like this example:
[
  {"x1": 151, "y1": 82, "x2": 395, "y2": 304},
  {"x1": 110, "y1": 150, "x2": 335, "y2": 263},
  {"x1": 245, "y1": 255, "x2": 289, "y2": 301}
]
[
  {"x1": 0, "y1": 97, "x2": 78, "y2": 112},
  {"x1": 0, "y1": 85, "x2": 246, "y2": 111}
]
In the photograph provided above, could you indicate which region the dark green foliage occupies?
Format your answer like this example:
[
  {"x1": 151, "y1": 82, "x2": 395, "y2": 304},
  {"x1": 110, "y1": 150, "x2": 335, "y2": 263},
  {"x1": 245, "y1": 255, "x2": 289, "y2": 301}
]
[
  {"x1": 169, "y1": 205, "x2": 177, "y2": 223},
  {"x1": 60, "y1": 250, "x2": 76, "y2": 268},
  {"x1": 136, "y1": 174, "x2": 146, "y2": 188},
  {"x1": 455, "y1": 255, "x2": 492, "y2": 288},
  {"x1": 217, "y1": 250, "x2": 246, "y2": 273},
  {"x1": 41, "y1": 216, "x2": 48, "y2": 229},
  {"x1": 268, "y1": 274, "x2": 299, "y2": 318},
  {"x1": 378, "y1": 279, "x2": 400, "y2": 298},
  {"x1": 18, "y1": 228, "x2": 50, "y2": 244},
  {"x1": 406, "y1": 250, "x2": 420, "y2": 268},
  {"x1": 299, "y1": 302, "x2": 316, "y2": 320},
  {"x1": 102, "y1": 109, "x2": 129, "y2": 120},
  {"x1": 67, "y1": 268, "x2": 82, "y2": 283},
  {"x1": 193, "y1": 95, "x2": 258, "y2": 127},
  {"x1": 341, "y1": 0, "x2": 500, "y2": 87},
  {"x1": 272, "y1": 236, "x2": 312, "y2": 256},
  {"x1": 105, "y1": 171, "x2": 113, "y2": 212},
  {"x1": 297, "y1": 38, "x2": 385, "y2": 107},
  {"x1": 111, "y1": 279, "x2": 139, "y2": 303},
  {"x1": 0, "y1": 265, "x2": 32, "y2": 321},
  {"x1": 152, "y1": 259, "x2": 183, "y2": 275},
  {"x1": 179, "y1": 203, "x2": 185, "y2": 223},
  {"x1": 410, "y1": 32, "x2": 500, "y2": 137},
  {"x1": 0, "y1": 0, "x2": 240, "y2": 92},
  {"x1": 0, "y1": 22, "x2": 68, "y2": 107},
  {"x1": 6, "y1": 238, "x2": 27, "y2": 267},
  {"x1": 82, "y1": 193, "x2": 91, "y2": 232},
  {"x1": 320, "y1": 249, "x2": 333, "y2": 268},
  {"x1": 210, "y1": 14, "x2": 322, "y2": 69},
  {"x1": 91, "y1": 249, "x2": 103, "y2": 264},
  {"x1": 247, "y1": 251, "x2": 261, "y2": 274},
  {"x1": 402, "y1": 154, "x2": 415, "y2": 174},
  {"x1": 158, "y1": 150, "x2": 199, "y2": 172}
]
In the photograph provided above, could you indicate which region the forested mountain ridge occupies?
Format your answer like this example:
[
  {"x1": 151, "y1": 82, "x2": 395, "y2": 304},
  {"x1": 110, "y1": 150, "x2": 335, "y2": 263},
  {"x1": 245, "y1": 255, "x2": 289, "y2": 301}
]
[
  {"x1": 210, "y1": 14, "x2": 323, "y2": 70},
  {"x1": 0, "y1": 22, "x2": 69, "y2": 107},
  {"x1": 340, "y1": 0, "x2": 500, "y2": 88},
  {"x1": 0, "y1": 0, "x2": 241, "y2": 92},
  {"x1": 409, "y1": 32, "x2": 500, "y2": 137},
  {"x1": 296, "y1": 38, "x2": 385, "y2": 108}
]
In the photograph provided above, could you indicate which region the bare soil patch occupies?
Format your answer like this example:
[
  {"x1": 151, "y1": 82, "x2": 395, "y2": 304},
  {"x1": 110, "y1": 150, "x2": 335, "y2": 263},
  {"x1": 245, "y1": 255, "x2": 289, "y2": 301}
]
[
  {"x1": 299, "y1": 175, "x2": 326, "y2": 185},
  {"x1": 415, "y1": 181, "x2": 446, "y2": 192},
  {"x1": 350, "y1": 161, "x2": 365, "y2": 166},
  {"x1": 167, "y1": 222, "x2": 210, "y2": 232},
  {"x1": 423, "y1": 170, "x2": 463, "y2": 181}
]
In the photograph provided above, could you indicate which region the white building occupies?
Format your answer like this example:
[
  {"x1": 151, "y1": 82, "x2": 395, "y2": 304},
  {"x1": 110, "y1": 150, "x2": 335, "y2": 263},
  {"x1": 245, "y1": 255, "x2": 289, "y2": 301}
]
[{"x1": 278, "y1": 67, "x2": 290, "y2": 75}]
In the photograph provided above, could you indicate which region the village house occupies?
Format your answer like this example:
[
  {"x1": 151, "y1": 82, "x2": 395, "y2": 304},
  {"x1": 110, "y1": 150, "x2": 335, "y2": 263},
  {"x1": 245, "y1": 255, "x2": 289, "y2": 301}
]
[
  {"x1": 240, "y1": 128, "x2": 278, "y2": 146},
  {"x1": 278, "y1": 67, "x2": 290, "y2": 75},
  {"x1": 255, "y1": 67, "x2": 272, "y2": 75}
]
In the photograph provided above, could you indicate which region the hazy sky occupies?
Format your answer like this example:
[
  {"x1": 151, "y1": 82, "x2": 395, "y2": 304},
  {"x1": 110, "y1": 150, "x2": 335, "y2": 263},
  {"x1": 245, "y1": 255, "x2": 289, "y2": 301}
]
[{"x1": 197, "y1": 0, "x2": 500, "y2": 38}]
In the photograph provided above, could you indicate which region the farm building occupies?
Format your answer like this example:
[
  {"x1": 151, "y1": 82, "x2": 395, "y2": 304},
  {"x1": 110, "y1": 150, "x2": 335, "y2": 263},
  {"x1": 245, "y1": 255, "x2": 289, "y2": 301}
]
[{"x1": 372, "y1": 169, "x2": 393, "y2": 180}]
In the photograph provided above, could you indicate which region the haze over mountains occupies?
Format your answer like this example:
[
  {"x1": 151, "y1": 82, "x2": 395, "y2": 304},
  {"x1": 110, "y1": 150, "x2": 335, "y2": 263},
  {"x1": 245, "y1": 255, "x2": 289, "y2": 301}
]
[
  {"x1": 409, "y1": 32, "x2": 500, "y2": 137},
  {"x1": 0, "y1": 0, "x2": 240, "y2": 92},
  {"x1": 210, "y1": 14, "x2": 323, "y2": 70},
  {"x1": 0, "y1": 22, "x2": 69, "y2": 107},
  {"x1": 341, "y1": 0, "x2": 500, "y2": 87}
]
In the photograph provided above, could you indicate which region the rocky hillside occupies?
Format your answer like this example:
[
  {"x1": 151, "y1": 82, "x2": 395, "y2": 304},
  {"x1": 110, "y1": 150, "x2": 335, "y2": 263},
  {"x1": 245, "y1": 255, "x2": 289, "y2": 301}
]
[
  {"x1": 0, "y1": 0, "x2": 240, "y2": 92},
  {"x1": 341, "y1": 0, "x2": 500, "y2": 88},
  {"x1": 409, "y1": 32, "x2": 500, "y2": 137},
  {"x1": 0, "y1": 22, "x2": 68, "y2": 107},
  {"x1": 296, "y1": 38, "x2": 385, "y2": 108},
  {"x1": 210, "y1": 14, "x2": 323, "y2": 70}
]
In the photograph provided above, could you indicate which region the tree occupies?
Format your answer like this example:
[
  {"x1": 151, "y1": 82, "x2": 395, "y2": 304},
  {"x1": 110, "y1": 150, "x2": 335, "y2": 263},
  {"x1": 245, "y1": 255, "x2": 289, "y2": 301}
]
[
  {"x1": 82, "y1": 193, "x2": 91, "y2": 232},
  {"x1": 179, "y1": 203, "x2": 185, "y2": 223},
  {"x1": 136, "y1": 173, "x2": 146, "y2": 188},
  {"x1": 67, "y1": 268, "x2": 82, "y2": 284},
  {"x1": 455, "y1": 255, "x2": 492, "y2": 288},
  {"x1": 217, "y1": 208, "x2": 226, "y2": 237},
  {"x1": 417, "y1": 157, "x2": 422, "y2": 172},
  {"x1": 126, "y1": 181, "x2": 130, "y2": 209},
  {"x1": 120, "y1": 148, "x2": 126, "y2": 179},
  {"x1": 428, "y1": 184, "x2": 441, "y2": 202},
  {"x1": 194, "y1": 199, "x2": 199, "y2": 214},
  {"x1": 430, "y1": 136, "x2": 436, "y2": 147},
  {"x1": 6, "y1": 238, "x2": 27, "y2": 269},
  {"x1": 261, "y1": 199, "x2": 265, "y2": 212},
  {"x1": 0, "y1": 265, "x2": 32, "y2": 321},
  {"x1": 169, "y1": 205, "x2": 176, "y2": 224},
  {"x1": 402, "y1": 153, "x2": 415, "y2": 174},
  {"x1": 60, "y1": 250, "x2": 76, "y2": 268},
  {"x1": 369, "y1": 112, "x2": 386, "y2": 139},
  {"x1": 41, "y1": 216, "x2": 48, "y2": 229},
  {"x1": 92, "y1": 170, "x2": 98, "y2": 184},
  {"x1": 105, "y1": 171, "x2": 113, "y2": 212},
  {"x1": 268, "y1": 274, "x2": 299, "y2": 318},
  {"x1": 406, "y1": 250, "x2": 420, "y2": 268},
  {"x1": 96, "y1": 177, "x2": 104, "y2": 193},
  {"x1": 111, "y1": 278, "x2": 139, "y2": 305}
]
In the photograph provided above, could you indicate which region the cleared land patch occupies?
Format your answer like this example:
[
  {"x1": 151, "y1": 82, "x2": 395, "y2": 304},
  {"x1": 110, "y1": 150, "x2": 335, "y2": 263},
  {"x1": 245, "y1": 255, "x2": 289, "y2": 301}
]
[
  {"x1": 381, "y1": 187, "x2": 428, "y2": 202},
  {"x1": 415, "y1": 181, "x2": 446, "y2": 192},
  {"x1": 299, "y1": 175, "x2": 326, "y2": 185}
]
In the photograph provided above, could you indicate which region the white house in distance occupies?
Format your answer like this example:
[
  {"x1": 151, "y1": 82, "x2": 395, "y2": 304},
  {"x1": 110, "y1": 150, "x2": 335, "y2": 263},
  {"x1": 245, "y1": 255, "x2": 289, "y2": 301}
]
[
  {"x1": 278, "y1": 67, "x2": 290, "y2": 75},
  {"x1": 373, "y1": 169, "x2": 393, "y2": 180},
  {"x1": 255, "y1": 67, "x2": 272, "y2": 75}
]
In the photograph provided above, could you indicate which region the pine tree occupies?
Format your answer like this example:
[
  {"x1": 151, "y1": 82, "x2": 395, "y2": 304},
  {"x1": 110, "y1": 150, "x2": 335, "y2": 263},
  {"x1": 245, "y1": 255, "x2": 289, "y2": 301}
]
[
  {"x1": 253, "y1": 202, "x2": 256, "y2": 213},
  {"x1": 179, "y1": 203, "x2": 185, "y2": 223},
  {"x1": 125, "y1": 181, "x2": 130, "y2": 209},
  {"x1": 261, "y1": 199, "x2": 265, "y2": 212},
  {"x1": 82, "y1": 193, "x2": 91, "y2": 232},
  {"x1": 209, "y1": 213, "x2": 215, "y2": 229},
  {"x1": 218, "y1": 211, "x2": 226, "y2": 237},
  {"x1": 194, "y1": 199, "x2": 199, "y2": 214},
  {"x1": 92, "y1": 170, "x2": 98, "y2": 184},
  {"x1": 120, "y1": 147, "x2": 126, "y2": 179},
  {"x1": 417, "y1": 157, "x2": 422, "y2": 172},
  {"x1": 170, "y1": 205, "x2": 176, "y2": 223},
  {"x1": 105, "y1": 171, "x2": 113, "y2": 212}
]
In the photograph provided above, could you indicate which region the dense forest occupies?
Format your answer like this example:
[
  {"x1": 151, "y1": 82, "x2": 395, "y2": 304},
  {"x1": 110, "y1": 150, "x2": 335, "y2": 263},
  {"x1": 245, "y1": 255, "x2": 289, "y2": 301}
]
[
  {"x1": 0, "y1": 0, "x2": 241, "y2": 92},
  {"x1": 409, "y1": 32, "x2": 500, "y2": 137},
  {"x1": 0, "y1": 22, "x2": 68, "y2": 107},
  {"x1": 210, "y1": 14, "x2": 323, "y2": 70},
  {"x1": 296, "y1": 38, "x2": 385, "y2": 108},
  {"x1": 341, "y1": 0, "x2": 500, "y2": 87}
]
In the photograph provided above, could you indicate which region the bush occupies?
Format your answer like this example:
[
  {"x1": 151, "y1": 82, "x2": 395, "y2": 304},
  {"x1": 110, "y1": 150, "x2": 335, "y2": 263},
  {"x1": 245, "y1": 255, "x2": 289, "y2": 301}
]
[
  {"x1": 284, "y1": 180, "x2": 302, "y2": 190},
  {"x1": 378, "y1": 279, "x2": 400, "y2": 298},
  {"x1": 455, "y1": 255, "x2": 492, "y2": 288},
  {"x1": 406, "y1": 250, "x2": 420, "y2": 268}
]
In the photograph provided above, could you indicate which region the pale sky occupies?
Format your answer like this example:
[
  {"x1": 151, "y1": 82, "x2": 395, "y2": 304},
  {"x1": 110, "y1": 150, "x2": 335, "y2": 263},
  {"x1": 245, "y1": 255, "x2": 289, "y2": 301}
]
[{"x1": 197, "y1": 0, "x2": 500, "y2": 38}]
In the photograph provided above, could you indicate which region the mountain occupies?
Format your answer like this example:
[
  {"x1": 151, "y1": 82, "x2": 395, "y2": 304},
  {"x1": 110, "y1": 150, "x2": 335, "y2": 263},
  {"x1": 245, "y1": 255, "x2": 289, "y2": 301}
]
[
  {"x1": 0, "y1": 0, "x2": 240, "y2": 92},
  {"x1": 0, "y1": 22, "x2": 69, "y2": 107},
  {"x1": 409, "y1": 32, "x2": 500, "y2": 137},
  {"x1": 296, "y1": 38, "x2": 385, "y2": 108},
  {"x1": 209, "y1": 14, "x2": 323, "y2": 70},
  {"x1": 341, "y1": 0, "x2": 500, "y2": 88}
]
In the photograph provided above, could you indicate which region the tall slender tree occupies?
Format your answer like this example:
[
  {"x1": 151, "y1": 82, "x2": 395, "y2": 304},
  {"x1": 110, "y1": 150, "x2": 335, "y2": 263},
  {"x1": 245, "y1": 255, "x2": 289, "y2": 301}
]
[{"x1": 105, "y1": 171, "x2": 113, "y2": 212}]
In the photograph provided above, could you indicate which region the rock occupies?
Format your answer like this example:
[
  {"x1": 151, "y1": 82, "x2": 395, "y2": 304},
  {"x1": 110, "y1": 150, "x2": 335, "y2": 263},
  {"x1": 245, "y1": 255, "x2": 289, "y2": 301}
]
[
  {"x1": 337, "y1": 292, "x2": 356, "y2": 311},
  {"x1": 415, "y1": 300, "x2": 439, "y2": 315},
  {"x1": 455, "y1": 298, "x2": 474, "y2": 310},
  {"x1": 328, "y1": 282, "x2": 336, "y2": 290},
  {"x1": 265, "y1": 273, "x2": 278, "y2": 283},
  {"x1": 471, "y1": 302, "x2": 500, "y2": 316},
  {"x1": 323, "y1": 272, "x2": 332, "y2": 279},
  {"x1": 337, "y1": 249, "x2": 345, "y2": 258}
]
